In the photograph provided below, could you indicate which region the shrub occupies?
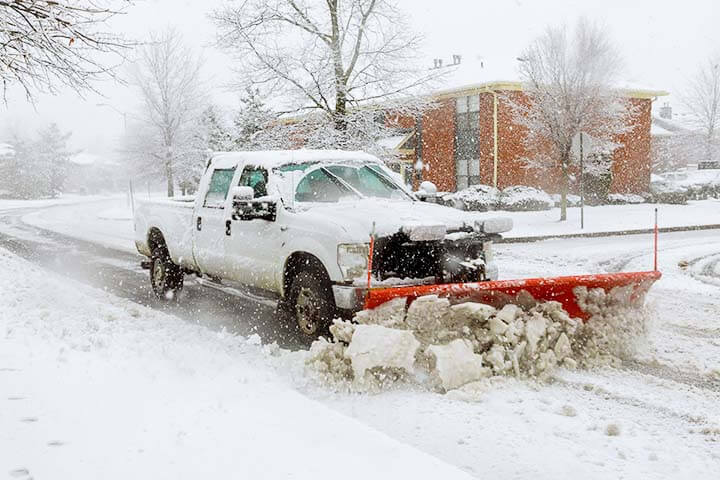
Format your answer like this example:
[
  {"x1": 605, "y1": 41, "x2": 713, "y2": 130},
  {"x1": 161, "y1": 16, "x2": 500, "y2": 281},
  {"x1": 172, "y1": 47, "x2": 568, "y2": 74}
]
[
  {"x1": 649, "y1": 181, "x2": 688, "y2": 205},
  {"x1": 607, "y1": 193, "x2": 647, "y2": 205},
  {"x1": 498, "y1": 185, "x2": 554, "y2": 211},
  {"x1": 551, "y1": 193, "x2": 581, "y2": 207},
  {"x1": 441, "y1": 184, "x2": 500, "y2": 211}
]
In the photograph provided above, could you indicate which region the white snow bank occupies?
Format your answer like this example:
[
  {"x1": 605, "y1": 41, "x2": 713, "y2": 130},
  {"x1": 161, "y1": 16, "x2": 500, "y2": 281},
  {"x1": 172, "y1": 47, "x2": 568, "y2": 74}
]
[
  {"x1": 0, "y1": 248, "x2": 472, "y2": 480},
  {"x1": 22, "y1": 198, "x2": 136, "y2": 253},
  {"x1": 0, "y1": 194, "x2": 116, "y2": 211}
]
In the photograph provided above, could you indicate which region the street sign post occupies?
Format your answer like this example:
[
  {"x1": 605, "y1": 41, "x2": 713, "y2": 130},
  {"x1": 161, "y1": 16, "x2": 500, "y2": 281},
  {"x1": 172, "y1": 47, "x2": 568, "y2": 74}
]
[{"x1": 572, "y1": 132, "x2": 593, "y2": 230}]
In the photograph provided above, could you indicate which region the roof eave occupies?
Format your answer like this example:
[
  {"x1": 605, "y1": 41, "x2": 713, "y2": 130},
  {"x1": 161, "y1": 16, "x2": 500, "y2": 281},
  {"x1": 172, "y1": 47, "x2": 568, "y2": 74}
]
[{"x1": 433, "y1": 82, "x2": 669, "y2": 100}]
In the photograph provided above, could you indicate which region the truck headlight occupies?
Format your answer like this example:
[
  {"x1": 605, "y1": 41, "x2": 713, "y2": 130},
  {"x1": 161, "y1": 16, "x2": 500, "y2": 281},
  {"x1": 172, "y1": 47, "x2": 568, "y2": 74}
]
[{"x1": 337, "y1": 243, "x2": 369, "y2": 280}]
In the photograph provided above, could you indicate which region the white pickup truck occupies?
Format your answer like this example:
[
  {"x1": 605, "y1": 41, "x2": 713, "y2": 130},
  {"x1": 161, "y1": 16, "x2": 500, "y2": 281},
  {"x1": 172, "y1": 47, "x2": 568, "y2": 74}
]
[{"x1": 134, "y1": 150, "x2": 512, "y2": 338}]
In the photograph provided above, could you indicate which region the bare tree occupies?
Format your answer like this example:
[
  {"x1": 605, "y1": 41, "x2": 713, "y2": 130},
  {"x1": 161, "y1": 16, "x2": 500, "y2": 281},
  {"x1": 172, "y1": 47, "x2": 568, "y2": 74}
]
[
  {"x1": 511, "y1": 18, "x2": 637, "y2": 220},
  {"x1": 129, "y1": 28, "x2": 204, "y2": 197},
  {"x1": 211, "y1": 0, "x2": 438, "y2": 134},
  {"x1": 681, "y1": 57, "x2": 720, "y2": 166},
  {"x1": 0, "y1": 0, "x2": 131, "y2": 100}
]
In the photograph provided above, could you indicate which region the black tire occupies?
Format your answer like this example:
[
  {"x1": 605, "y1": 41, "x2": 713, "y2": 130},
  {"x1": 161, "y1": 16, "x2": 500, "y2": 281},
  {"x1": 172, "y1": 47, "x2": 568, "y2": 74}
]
[
  {"x1": 149, "y1": 247, "x2": 184, "y2": 300},
  {"x1": 287, "y1": 269, "x2": 336, "y2": 338}
]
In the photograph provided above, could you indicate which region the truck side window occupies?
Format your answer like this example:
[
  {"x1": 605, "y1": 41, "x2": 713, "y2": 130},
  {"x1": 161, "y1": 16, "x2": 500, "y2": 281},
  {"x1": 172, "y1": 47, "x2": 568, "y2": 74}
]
[
  {"x1": 203, "y1": 168, "x2": 236, "y2": 208},
  {"x1": 238, "y1": 167, "x2": 269, "y2": 198}
]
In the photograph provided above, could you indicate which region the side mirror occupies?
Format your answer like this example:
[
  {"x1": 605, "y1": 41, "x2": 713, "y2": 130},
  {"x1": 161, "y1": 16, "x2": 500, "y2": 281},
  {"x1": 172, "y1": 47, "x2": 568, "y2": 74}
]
[
  {"x1": 232, "y1": 186, "x2": 254, "y2": 202},
  {"x1": 417, "y1": 181, "x2": 438, "y2": 203},
  {"x1": 232, "y1": 192, "x2": 277, "y2": 222},
  {"x1": 419, "y1": 181, "x2": 438, "y2": 195}
]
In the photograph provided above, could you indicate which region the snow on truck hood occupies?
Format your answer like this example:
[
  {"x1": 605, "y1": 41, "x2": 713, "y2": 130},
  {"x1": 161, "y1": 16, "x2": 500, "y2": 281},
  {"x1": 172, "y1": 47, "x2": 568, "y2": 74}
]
[{"x1": 296, "y1": 198, "x2": 512, "y2": 239}]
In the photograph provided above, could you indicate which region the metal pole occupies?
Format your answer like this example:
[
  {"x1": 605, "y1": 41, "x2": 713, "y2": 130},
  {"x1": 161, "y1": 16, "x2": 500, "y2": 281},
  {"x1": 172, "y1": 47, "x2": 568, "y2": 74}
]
[
  {"x1": 654, "y1": 208, "x2": 658, "y2": 271},
  {"x1": 580, "y1": 132, "x2": 584, "y2": 229},
  {"x1": 129, "y1": 180, "x2": 135, "y2": 217}
]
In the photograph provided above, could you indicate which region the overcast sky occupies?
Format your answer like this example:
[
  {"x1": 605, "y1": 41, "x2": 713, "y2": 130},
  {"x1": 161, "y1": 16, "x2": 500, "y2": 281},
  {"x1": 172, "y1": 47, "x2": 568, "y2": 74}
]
[{"x1": 1, "y1": 0, "x2": 717, "y2": 156}]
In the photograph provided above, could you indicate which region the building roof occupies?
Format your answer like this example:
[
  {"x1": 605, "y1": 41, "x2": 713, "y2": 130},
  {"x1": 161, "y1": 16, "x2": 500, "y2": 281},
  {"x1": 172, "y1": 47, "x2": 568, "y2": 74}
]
[{"x1": 427, "y1": 55, "x2": 668, "y2": 100}]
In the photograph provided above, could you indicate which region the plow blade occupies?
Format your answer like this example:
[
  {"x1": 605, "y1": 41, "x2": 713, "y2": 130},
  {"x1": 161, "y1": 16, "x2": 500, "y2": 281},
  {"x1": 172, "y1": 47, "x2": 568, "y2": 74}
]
[{"x1": 364, "y1": 271, "x2": 661, "y2": 321}]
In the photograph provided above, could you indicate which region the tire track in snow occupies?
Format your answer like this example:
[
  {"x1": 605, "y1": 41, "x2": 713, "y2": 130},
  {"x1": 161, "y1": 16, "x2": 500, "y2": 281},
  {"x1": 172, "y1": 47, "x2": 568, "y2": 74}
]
[{"x1": 686, "y1": 252, "x2": 720, "y2": 287}]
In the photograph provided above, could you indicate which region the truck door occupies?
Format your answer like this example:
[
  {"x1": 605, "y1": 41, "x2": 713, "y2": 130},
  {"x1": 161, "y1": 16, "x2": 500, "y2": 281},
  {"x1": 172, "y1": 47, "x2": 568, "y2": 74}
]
[
  {"x1": 193, "y1": 166, "x2": 236, "y2": 277},
  {"x1": 224, "y1": 165, "x2": 284, "y2": 291}
]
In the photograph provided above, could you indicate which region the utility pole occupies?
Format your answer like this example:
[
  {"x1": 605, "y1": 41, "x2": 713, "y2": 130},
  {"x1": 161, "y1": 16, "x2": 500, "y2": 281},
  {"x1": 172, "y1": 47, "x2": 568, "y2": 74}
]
[{"x1": 580, "y1": 132, "x2": 585, "y2": 229}]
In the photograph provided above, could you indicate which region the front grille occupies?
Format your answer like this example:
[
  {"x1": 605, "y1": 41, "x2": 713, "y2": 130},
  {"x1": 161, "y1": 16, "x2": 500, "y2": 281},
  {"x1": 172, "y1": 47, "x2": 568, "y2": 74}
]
[{"x1": 372, "y1": 231, "x2": 490, "y2": 283}]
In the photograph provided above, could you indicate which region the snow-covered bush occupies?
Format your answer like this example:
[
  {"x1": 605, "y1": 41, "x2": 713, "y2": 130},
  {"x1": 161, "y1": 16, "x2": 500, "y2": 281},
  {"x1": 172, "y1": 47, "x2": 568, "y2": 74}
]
[
  {"x1": 649, "y1": 181, "x2": 688, "y2": 205},
  {"x1": 607, "y1": 193, "x2": 647, "y2": 205},
  {"x1": 551, "y1": 193, "x2": 581, "y2": 207},
  {"x1": 498, "y1": 186, "x2": 554, "y2": 211},
  {"x1": 441, "y1": 184, "x2": 500, "y2": 211}
]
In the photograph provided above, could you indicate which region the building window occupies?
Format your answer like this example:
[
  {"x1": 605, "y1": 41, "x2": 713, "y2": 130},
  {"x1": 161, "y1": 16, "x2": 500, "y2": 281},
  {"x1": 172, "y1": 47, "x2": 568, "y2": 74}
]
[{"x1": 455, "y1": 95, "x2": 481, "y2": 190}]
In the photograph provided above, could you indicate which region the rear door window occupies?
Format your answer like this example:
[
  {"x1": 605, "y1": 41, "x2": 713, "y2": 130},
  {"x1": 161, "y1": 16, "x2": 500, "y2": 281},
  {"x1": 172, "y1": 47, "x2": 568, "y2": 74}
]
[{"x1": 203, "y1": 168, "x2": 236, "y2": 208}]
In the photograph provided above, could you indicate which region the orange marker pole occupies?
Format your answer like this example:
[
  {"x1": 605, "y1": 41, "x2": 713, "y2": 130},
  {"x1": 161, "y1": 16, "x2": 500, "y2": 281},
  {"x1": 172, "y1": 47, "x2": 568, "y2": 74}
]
[{"x1": 367, "y1": 224, "x2": 375, "y2": 290}]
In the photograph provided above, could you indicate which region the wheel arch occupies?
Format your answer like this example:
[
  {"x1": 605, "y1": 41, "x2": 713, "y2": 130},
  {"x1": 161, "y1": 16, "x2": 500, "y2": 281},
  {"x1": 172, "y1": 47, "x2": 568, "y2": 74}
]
[
  {"x1": 147, "y1": 227, "x2": 168, "y2": 255},
  {"x1": 283, "y1": 251, "x2": 331, "y2": 298}
]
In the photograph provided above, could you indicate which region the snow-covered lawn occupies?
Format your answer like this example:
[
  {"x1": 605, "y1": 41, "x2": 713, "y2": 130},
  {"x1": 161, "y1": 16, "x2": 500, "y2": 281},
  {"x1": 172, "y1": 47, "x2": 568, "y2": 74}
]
[
  {"x1": 22, "y1": 198, "x2": 136, "y2": 253},
  {"x1": 0, "y1": 248, "x2": 472, "y2": 480},
  {"x1": 0, "y1": 194, "x2": 118, "y2": 212},
  {"x1": 499, "y1": 199, "x2": 720, "y2": 239}
]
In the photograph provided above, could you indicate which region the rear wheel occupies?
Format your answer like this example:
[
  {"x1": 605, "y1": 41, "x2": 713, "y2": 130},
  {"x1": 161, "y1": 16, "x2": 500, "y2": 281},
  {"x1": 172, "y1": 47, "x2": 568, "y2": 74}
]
[
  {"x1": 287, "y1": 270, "x2": 336, "y2": 338},
  {"x1": 150, "y1": 248, "x2": 184, "y2": 300}
]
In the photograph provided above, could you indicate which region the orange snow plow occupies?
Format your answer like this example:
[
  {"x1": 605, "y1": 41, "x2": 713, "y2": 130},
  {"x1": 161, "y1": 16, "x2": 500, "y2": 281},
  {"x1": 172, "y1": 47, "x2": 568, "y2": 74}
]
[
  {"x1": 363, "y1": 209, "x2": 662, "y2": 321},
  {"x1": 363, "y1": 270, "x2": 661, "y2": 321}
]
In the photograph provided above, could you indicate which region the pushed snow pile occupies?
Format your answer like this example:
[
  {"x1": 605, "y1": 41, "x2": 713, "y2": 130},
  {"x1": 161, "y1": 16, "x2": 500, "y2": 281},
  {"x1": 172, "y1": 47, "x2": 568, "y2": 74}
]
[
  {"x1": 441, "y1": 184, "x2": 500, "y2": 211},
  {"x1": 498, "y1": 186, "x2": 554, "y2": 211},
  {"x1": 306, "y1": 288, "x2": 650, "y2": 393}
]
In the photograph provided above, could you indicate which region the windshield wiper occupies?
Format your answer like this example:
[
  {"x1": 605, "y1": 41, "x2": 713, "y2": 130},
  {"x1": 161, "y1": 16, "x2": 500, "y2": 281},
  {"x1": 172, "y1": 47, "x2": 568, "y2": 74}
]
[
  {"x1": 365, "y1": 165, "x2": 413, "y2": 200},
  {"x1": 320, "y1": 167, "x2": 365, "y2": 199}
]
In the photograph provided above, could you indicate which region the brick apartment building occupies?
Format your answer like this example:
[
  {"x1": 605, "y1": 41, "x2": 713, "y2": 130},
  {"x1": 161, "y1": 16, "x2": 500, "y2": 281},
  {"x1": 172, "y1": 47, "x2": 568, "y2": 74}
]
[{"x1": 387, "y1": 63, "x2": 667, "y2": 195}]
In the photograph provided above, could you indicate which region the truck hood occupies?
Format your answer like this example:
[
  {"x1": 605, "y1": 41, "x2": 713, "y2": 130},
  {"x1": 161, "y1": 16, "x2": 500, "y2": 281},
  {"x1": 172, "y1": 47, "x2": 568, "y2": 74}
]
[{"x1": 296, "y1": 198, "x2": 501, "y2": 239}]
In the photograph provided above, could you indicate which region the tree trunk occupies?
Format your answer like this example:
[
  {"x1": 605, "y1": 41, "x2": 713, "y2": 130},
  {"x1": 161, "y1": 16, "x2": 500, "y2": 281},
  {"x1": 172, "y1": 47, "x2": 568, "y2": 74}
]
[
  {"x1": 328, "y1": 0, "x2": 347, "y2": 133},
  {"x1": 559, "y1": 151, "x2": 569, "y2": 221},
  {"x1": 334, "y1": 94, "x2": 347, "y2": 131},
  {"x1": 165, "y1": 149, "x2": 174, "y2": 197}
]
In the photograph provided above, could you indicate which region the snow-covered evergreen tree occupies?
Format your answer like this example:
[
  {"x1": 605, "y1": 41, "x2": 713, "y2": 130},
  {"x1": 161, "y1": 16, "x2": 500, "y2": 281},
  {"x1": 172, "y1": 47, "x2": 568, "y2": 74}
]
[
  {"x1": 231, "y1": 88, "x2": 276, "y2": 150},
  {"x1": 0, "y1": 124, "x2": 72, "y2": 198}
]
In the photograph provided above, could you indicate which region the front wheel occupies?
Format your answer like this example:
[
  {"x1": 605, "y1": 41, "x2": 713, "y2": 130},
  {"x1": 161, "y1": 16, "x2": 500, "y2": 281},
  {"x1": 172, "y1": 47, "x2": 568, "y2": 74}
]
[
  {"x1": 150, "y1": 249, "x2": 184, "y2": 300},
  {"x1": 287, "y1": 270, "x2": 336, "y2": 338}
]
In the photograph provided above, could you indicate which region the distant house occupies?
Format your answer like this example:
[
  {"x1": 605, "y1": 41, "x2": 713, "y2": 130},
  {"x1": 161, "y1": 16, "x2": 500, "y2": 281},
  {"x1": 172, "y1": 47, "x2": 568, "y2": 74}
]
[
  {"x1": 386, "y1": 56, "x2": 668, "y2": 194},
  {"x1": 651, "y1": 103, "x2": 719, "y2": 172}
]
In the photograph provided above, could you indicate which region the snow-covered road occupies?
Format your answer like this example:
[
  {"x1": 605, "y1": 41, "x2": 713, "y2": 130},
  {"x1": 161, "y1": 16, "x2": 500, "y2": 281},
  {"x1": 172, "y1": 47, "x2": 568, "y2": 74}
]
[{"x1": 1, "y1": 198, "x2": 719, "y2": 478}]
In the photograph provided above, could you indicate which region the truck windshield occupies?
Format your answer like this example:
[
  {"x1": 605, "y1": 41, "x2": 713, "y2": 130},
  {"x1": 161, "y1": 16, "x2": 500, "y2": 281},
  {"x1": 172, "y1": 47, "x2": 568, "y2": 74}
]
[{"x1": 293, "y1": 164, "x2": 411, "y2": 202}]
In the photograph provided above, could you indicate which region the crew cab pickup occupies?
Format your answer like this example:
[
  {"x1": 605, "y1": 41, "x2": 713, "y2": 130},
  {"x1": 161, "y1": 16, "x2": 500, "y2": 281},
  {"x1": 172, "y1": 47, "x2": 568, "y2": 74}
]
[{"x1": 134, "y1": 150, "x2": 512, "y2": 337}]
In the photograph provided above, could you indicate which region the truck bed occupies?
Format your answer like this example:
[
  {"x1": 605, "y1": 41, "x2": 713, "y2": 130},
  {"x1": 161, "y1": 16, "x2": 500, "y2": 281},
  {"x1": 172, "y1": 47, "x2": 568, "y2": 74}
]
[{"x1": 134, "y1": 197, "x2": 197, "y2": 270}]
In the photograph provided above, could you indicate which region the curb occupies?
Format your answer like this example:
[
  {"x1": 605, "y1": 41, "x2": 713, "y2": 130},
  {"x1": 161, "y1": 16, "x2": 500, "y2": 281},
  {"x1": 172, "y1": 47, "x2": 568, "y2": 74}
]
[{"x1": 498, "y1": 224, "x2": 720, "y2": 244}]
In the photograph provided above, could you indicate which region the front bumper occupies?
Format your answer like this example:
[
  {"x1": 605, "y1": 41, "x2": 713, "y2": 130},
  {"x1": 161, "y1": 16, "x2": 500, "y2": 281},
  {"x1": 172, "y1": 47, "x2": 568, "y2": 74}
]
[
  {"x1": 332, "y1": 262, "x2": 498, "y2": 311},
  {"x1": 331, "y1": 285, "x2": 367, "y2": 311}
]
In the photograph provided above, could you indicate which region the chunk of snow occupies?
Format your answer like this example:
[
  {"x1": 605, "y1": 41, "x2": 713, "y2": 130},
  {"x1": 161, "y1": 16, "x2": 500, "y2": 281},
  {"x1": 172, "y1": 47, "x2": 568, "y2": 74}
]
[
  {"x1": 353, "y1": 297, "x2": 407, "y2": 328},
  {"x1": 344, "y1": 325, "x2": 420, "y2": 380},
  {"x1": 427, "y1": 339, "x2": 490, "y2": 391}
]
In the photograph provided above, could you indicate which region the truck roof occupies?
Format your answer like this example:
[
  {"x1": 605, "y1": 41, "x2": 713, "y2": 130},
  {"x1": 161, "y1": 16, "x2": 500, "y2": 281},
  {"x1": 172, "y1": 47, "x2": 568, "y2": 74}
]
[{"x1": 210, "y1": 149, "x2": 381, "y2": 170}]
